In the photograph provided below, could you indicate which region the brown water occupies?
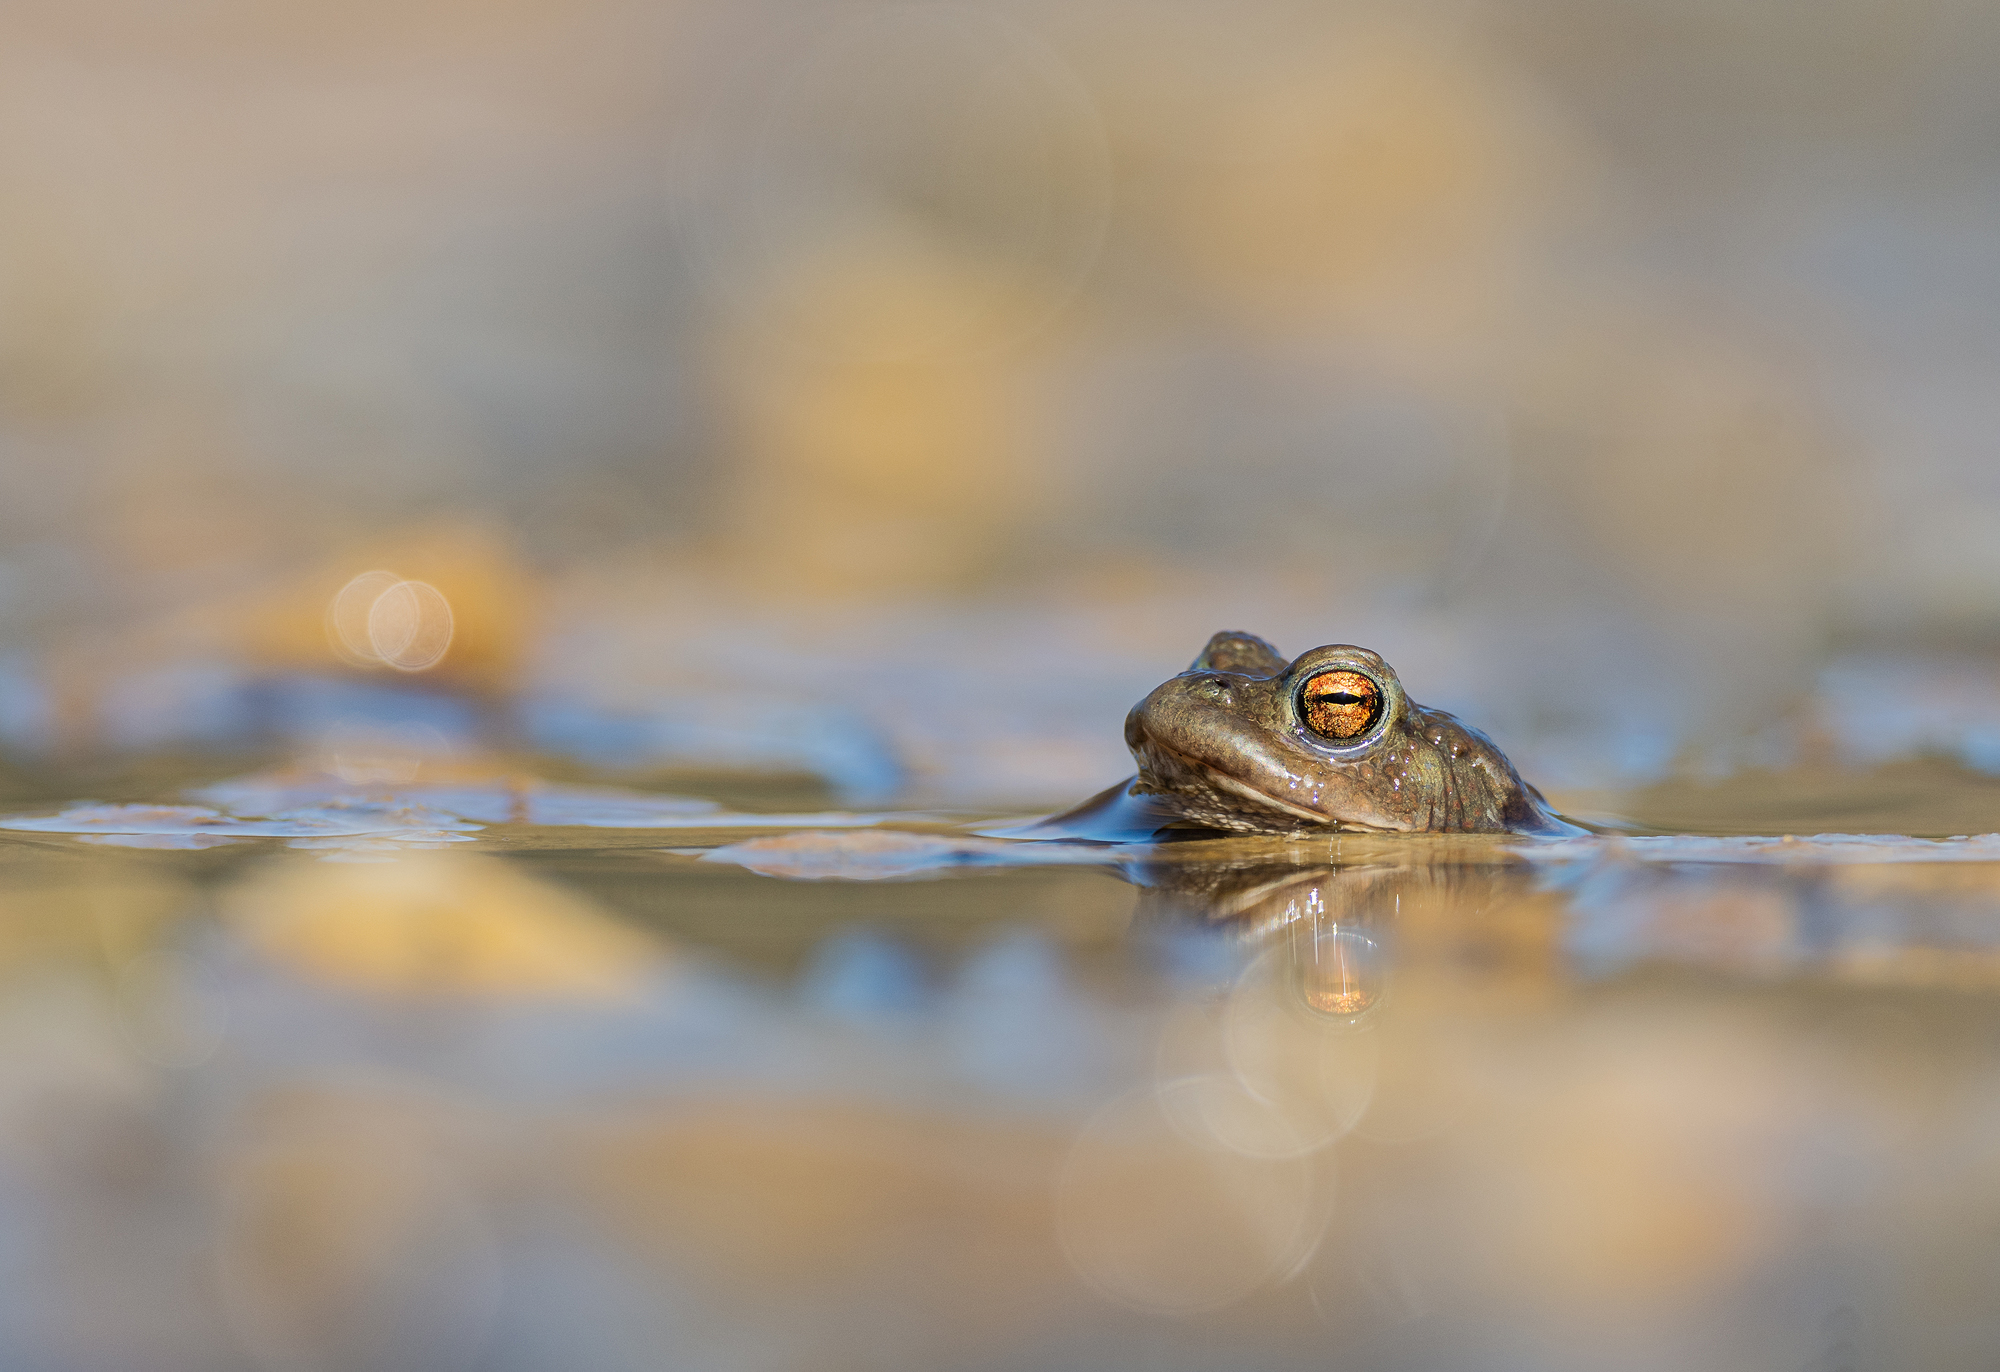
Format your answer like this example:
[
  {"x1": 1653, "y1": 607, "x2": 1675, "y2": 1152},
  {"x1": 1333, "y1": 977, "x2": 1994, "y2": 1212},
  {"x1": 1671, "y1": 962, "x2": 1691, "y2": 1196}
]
[{"x1": 1, "y1": 757, "x2": 1998, "y2": 1371}]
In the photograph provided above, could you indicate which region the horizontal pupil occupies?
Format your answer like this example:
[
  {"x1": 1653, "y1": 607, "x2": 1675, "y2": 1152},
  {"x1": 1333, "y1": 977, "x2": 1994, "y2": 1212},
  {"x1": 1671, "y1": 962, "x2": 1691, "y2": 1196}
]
[{"x1": 1308, "y1": 693, "x2": 1365, "y2": 705}]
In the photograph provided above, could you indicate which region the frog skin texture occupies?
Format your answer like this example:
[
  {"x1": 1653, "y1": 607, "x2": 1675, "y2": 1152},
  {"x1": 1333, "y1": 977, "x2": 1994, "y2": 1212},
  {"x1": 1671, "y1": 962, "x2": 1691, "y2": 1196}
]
[{"x1": 1088, "y1": 631, "x2": 1579, "y2": 837}]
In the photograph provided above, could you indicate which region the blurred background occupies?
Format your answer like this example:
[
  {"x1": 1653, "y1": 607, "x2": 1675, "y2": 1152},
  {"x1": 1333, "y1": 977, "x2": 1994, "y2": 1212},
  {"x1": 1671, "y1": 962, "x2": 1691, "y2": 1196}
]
[
  {"x1": 4, "y1": 0, "x2": 2000, "y2": 803},
  {"x1": 10, "y1": 6, "x2": 2000, "y2": 1370}
]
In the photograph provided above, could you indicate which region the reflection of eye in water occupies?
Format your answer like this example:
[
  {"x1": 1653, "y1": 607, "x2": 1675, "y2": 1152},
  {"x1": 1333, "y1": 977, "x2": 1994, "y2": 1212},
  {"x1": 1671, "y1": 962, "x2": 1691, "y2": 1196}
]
[{"x1": 1289, "y1": 925, "x2": 1387, "y2": 1021}]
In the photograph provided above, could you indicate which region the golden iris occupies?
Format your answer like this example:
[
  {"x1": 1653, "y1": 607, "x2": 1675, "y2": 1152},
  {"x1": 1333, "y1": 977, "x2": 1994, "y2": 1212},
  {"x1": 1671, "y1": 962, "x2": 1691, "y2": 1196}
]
[{"x1": 1301, "y1": 670, "x2": 1381, "y2": 740}]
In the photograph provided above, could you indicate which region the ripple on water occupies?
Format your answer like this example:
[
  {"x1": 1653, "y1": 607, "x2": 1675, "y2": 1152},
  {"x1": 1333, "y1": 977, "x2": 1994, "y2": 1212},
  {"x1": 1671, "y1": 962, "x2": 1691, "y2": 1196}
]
[
  {"x1": 698, "y1": 829, "x2": 1114, "y2": 880},
  {"x1": 0, "y1": 767, "x2": 904, "y2": 856},
  {"x1": 1520, "y1": 832, "x2": 2000, "y2": 864}
]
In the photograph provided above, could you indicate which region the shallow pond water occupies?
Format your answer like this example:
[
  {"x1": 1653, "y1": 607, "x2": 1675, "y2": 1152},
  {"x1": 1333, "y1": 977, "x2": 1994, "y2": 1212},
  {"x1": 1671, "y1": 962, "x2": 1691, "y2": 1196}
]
[{"x1": 1, "y1": 757, "x2": 1998, "y2": 1371}]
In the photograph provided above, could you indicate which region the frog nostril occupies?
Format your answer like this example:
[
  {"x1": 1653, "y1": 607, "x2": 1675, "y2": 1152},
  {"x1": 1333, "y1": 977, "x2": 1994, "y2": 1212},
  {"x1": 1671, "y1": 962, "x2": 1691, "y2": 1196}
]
[{"x1": 1190, "y1": 675, "x2": 1234, "y2": 704}]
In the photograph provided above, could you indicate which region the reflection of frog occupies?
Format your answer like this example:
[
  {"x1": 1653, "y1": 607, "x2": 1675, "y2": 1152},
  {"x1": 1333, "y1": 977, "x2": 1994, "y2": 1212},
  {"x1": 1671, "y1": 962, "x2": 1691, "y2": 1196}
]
[
  {"x1": 1124, "y1": 858, "x2": 1411, "y2": 1021},
  {"x1": 1123, "y1": 846, "x2": 1517, "y2": 932},
  {"x1": 1032, "y1": 632, "x2": 1580, "y2": 838},
  {"x1": 1124, "y1": 849, "x2": 1535, "y2": 1018}
]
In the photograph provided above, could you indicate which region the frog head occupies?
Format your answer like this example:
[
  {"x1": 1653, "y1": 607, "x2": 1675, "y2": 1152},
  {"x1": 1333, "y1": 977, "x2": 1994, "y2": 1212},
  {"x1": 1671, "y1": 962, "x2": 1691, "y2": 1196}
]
[{"x1": 1123, "y1": 631, "x2": 1575, "y2": 835}]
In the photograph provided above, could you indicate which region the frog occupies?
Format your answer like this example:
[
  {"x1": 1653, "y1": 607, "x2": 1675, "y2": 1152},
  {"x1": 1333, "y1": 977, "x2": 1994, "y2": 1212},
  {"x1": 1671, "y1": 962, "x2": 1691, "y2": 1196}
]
[{"x1": 1012, "y1": 631, "x2": 1581, "y2": 840}]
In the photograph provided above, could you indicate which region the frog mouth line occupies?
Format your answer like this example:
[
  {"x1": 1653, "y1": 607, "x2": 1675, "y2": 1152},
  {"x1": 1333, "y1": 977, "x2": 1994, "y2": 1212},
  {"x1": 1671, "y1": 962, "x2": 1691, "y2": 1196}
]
[
  {"x1": 1207, "y1": 768, "x2": 1399, "y2": 833},
  {"x1": 1201, "y1": 768, "x2": 1332, "y2": 825},
  {"x1": 1149, "y1": 744, "x2": 1394, "y2": 833}
]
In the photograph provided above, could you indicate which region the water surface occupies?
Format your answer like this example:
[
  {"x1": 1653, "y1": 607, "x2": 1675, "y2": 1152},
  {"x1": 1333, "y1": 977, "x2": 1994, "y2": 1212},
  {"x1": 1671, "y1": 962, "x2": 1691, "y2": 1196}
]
[{"x1": 0, "y1": 756, "x2": 1996, "y2": 1370}]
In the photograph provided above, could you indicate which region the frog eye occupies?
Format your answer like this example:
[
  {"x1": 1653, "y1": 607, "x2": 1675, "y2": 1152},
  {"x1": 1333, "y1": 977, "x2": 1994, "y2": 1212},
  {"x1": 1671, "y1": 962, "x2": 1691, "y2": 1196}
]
[{"x1": 1300, "y1": 670, "x2": 1382, "y2": 741}]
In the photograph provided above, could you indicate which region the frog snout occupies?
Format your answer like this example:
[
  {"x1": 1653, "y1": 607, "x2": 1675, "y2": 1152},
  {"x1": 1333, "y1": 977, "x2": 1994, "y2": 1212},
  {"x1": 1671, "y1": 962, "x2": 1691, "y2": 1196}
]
[{"x1": 1128, "y1": 676, "x2": 1236, "y2": 752}]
